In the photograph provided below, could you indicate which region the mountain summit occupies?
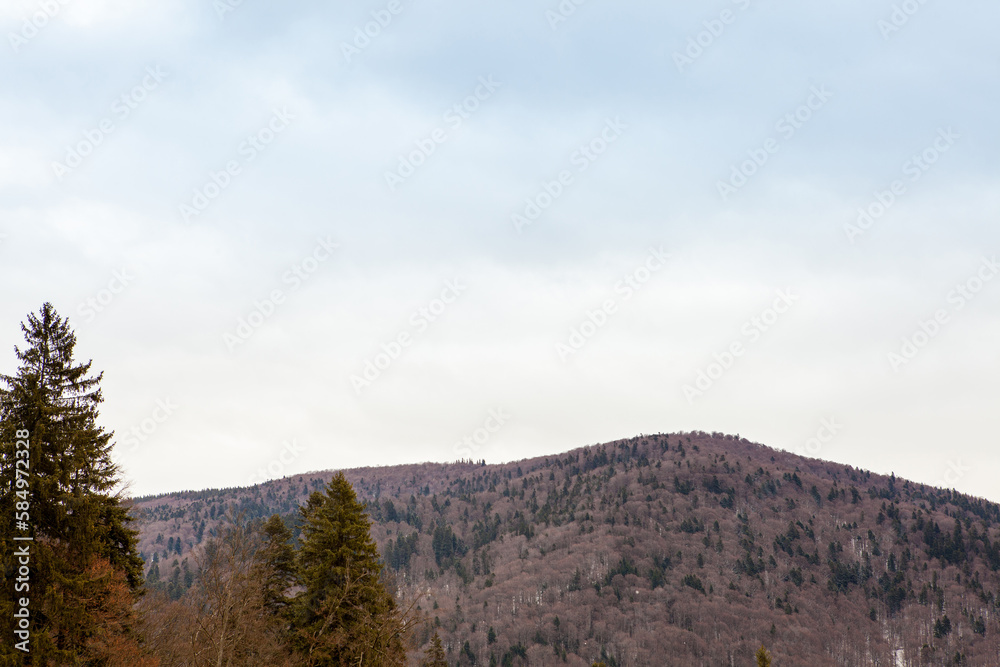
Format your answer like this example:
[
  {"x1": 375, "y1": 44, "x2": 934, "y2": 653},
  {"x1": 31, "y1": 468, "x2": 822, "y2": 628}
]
[{"x1": 132, "y1": 432, "x2": 1000, "y2": 665}]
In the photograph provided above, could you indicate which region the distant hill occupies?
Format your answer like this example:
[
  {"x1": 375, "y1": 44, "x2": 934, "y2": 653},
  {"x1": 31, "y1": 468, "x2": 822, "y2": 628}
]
[{"x1": 129, "y1": 432, "x2": 1000, "y2": 666}]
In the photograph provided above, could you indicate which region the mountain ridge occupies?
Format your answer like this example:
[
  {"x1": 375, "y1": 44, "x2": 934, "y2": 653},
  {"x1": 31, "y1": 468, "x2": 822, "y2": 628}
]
[{"x1": 130, "y1": 431, "x2": 1000, "y2": 666}]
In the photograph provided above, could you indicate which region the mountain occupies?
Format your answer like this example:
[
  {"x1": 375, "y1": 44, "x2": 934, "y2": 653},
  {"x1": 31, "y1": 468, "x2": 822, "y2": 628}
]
[{"x1": 129, "y1": 432, "x2": 1000, "y2": 666}]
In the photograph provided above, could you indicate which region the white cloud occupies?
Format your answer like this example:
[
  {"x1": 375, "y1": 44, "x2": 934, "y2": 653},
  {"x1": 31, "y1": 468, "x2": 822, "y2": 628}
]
[{"x1": 1, "y1": 0, "x2": 998, "y2": 500}]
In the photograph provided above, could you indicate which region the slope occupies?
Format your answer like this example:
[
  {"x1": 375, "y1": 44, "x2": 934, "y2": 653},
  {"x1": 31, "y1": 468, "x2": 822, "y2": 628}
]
[{"x1": 130, "y1": 431, "x2": 1000, "y2": 666}]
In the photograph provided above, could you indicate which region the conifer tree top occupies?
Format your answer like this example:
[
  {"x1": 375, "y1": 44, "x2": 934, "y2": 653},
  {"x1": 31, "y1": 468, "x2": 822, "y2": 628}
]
[
  {"x1": 0, "y1": 303, "x2": 146, "y2": 662},
  {"x1": 7, "y1": 301, "x2": 101, "y2": 395}
]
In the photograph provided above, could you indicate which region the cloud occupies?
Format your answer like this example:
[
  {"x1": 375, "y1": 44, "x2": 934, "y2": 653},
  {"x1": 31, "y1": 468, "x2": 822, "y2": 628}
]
[{"x1": 2, "y1": 0, "x2": 998, "y2": 499}]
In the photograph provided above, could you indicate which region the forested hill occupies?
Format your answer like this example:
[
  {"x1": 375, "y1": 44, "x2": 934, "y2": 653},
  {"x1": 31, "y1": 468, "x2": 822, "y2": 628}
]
[{"x1": 130, "y1": 432, "x2": 1000, "y2": 666}]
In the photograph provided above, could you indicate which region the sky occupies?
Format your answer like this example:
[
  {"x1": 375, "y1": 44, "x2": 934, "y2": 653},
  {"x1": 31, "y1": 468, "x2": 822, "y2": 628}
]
[{"x1": 1, "y1": 0, "x2": 998, "y2": 499}]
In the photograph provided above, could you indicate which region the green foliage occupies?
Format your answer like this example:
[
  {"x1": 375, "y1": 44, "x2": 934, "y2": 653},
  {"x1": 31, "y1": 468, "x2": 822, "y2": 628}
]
[
  {"x1": 260, "y1": 514, "x2": 296, "y2": 614},
  {"x1": 384, "y1": 531, "x2": 419, "y2": 571},
  {"x1": 0, "y1": 304, "x2": 149, "y2": 663},
  {"x1": 923, "y1": 519, "x2": 969, "y2": 566},
  {"x1": 678, "y1": 516, "x2": 704, "y2": 533},
  {"x1": 291, "y1": 472, "x2": 406, "y2": 665},
  {"x1": 703, "y1": 475, "x2": 733, "y2": 496},
  {"x1": 500, "y1": 643, "x2": 527, "y2": 666},
  {"x1": 421, "y1": 631, "x2": 448, "y2": 666},
  {"x1": 604, "y1": 556, "x2": 638, "y2": 585},
  {"x1": 432, "y1": 521, "x2": 467, "y2": 567},
  {"x1": 125, "y1": 429, "x2": 1000, "y2": 663},
  {"x1": 673, "y1": 476, "x2": 693, "y2": 495},
  {"x1": 648, "y1": 554, "x2": 672, "y2": 589},
  {"x1": 472, "y1": 514, "x2": 502, "y2": 548},
  {"x1": 934, "y1": 615, "x2": 953, "y2": 638},
  {"x1": 755, "y1": 644, "x2": 772, "y2": 666},
  {"x1": 735, "y1": 552, "x2": 765, "y2": 577},
  {"x1": 463, "y1": 639, "x2": 478, "y2": 663},
  {"x1": 682, "y1": 574, "x2": 705, "y2": 594}
]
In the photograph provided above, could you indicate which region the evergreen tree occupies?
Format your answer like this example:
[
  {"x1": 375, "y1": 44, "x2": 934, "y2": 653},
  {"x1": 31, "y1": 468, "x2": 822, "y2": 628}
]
[
  {"x1": 0, "y1": 303, "x2": 150, "y2": 663},
  {"x1": 755, "y1": 644, "x2": 772, "y2": 667},
  {"x1": 291, "y1": 472, "x2": 408, "y2": 665},
  {"x1": 146, "y1": 560, "x2": 161, "y2": 586},
  {"x1": 421, "y1": 631, "x2": 448, "y2": 667},
  {"x1": 137, "y1": 516, "x2": 303, "y2": 666},
  {"x1": 196, "y1": 520, "x2": 295, "y2": 666},
  {"x1": 259, "y1": 513, "x2": 297, "y2": 615}
]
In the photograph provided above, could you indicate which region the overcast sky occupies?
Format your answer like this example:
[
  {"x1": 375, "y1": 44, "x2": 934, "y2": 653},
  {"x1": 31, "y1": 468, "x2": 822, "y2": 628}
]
[{"x1": 1, "y1": 0, "x2": 998, "y2": 499}]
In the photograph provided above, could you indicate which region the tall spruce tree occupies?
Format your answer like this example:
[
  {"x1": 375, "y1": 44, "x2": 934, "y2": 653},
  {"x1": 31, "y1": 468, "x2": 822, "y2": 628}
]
[
  {"x1": 0, "y1": 303, "x2": 149, "y2": 663},
  {"x1": 421, "y1": 632, "x2": 447, "y2": 667},
  {"x1": 755, "y1": 644, "x2": 773, "y2": 667},
  {"x1": 291, "y1": 472, "x2": 407, "y2": 666},
  {"x1": 259, "y1": 513, "x2": 296, "y2": 616}
]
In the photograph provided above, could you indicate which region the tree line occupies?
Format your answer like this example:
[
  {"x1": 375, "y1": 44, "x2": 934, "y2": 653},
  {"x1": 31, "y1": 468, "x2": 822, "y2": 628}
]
[
  {"x1": 7, "y1": 302, "x2": 970, "y2": 664},
  {"x1": 0, "y1": 303, "x2": 460, "y2": 665}
]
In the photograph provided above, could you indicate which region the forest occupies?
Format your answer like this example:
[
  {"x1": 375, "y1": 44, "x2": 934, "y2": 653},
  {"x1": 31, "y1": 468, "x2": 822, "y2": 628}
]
[
  {"x1": 5, "y1": 304, "x2": 1000, "y2": 665},
  {"x1": 131, "y1": 430, "x2": 1000, "y2": 666}
]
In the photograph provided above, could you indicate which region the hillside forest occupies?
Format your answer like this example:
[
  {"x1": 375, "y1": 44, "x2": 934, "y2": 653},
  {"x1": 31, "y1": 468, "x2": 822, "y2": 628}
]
[{"x1": 5, "y1": 303, "x2": 1000, "y2": 666}]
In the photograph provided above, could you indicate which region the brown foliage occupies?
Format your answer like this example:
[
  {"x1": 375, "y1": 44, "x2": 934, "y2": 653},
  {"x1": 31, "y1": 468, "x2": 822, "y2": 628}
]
[
  {"x1": 80, "y1": 556, "x2": 159, "y2": 667},
  {"x1": 420, "y1": 632, "x2": 447, "y2": 667},
  {"x1": 138, "y1": 521, "x2": 299, "y2": 666},
  {"x1": 132, "y1": 432, "x2": 1000, "y2": 665}
]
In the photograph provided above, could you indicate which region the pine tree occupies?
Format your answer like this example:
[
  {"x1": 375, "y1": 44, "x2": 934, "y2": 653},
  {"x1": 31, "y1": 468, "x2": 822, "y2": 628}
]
[
  {"x1": 421, "y1": 631, "x2": 448, "y2": 667},
  {"x1": 0, "y1": 303, "x2": 150, "y2": 663},
  {"x1": 756, "y1": 644, "x2": 773, "y2": 667},
  {"x1": 259, "y1": 513, "x2": 297, "y2": 615},
  {"x1": 147, "y1": 560, "x2": 161, "y2": 586},
  {"x1": 291, "y1": 472, "x2": 408, "y2": 665}
]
